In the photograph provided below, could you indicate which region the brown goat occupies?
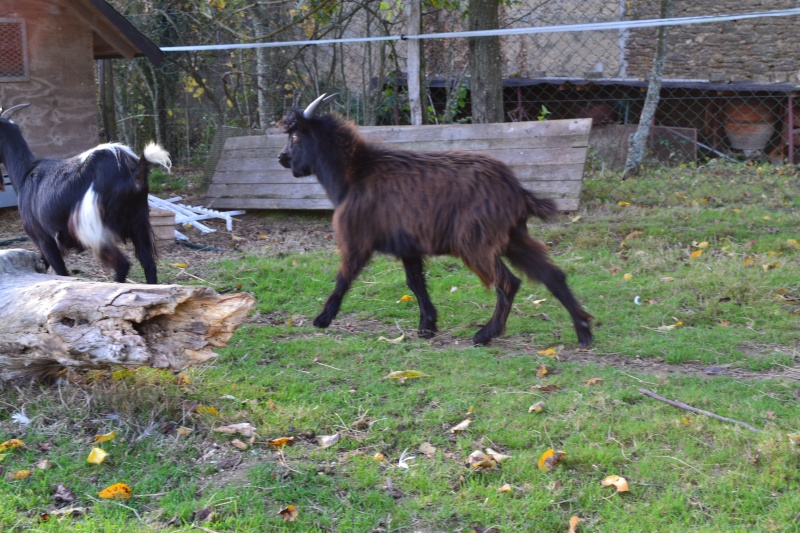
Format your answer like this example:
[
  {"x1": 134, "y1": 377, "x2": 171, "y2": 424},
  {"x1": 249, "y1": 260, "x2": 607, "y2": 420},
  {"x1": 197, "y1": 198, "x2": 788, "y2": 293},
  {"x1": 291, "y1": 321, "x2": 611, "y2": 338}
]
[{"x1": 278, "y1": 94, "x2": 593, "y2": 347}]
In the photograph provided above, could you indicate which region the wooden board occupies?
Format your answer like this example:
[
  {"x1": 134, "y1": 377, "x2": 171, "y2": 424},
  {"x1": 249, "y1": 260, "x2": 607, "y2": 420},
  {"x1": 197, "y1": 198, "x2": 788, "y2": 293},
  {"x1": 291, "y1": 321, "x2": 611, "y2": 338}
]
[{"x1": 205, "y1": 118, "x2": 592, "y2": 211}]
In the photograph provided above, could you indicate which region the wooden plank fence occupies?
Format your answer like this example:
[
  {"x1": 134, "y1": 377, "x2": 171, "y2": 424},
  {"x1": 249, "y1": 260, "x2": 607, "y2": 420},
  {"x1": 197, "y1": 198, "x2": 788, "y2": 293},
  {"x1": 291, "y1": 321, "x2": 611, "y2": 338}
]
[{"x1": 205, "y1": 118, "x2": 592, "y2": 211}]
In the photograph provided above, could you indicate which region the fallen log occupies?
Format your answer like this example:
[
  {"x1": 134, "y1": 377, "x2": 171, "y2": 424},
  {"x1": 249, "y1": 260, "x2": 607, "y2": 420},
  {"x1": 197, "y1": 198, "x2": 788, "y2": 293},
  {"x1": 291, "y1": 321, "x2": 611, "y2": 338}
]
[{"x1": 0, "y1": 249, "x2": 255, "y2": 382}]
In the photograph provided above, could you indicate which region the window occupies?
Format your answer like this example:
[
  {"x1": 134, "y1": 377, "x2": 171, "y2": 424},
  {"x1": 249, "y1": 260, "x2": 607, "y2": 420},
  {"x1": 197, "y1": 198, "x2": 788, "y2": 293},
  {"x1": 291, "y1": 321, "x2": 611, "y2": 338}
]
[{"x1": 0, "y1": 18, "x2": 28, "y2": 82}]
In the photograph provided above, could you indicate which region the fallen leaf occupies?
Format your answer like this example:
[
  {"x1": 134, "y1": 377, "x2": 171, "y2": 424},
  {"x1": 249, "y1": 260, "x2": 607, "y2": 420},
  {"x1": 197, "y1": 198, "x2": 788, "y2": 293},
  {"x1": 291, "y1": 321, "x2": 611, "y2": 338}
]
[
  {"x1": 419, "y1": 442, "x2": 437, "y2": 457},
  {"x1": 0, "y1": 454, "x2": 6, "y2": 462},
  {"x1": 176, "y1": 373, "x2": 190, "y2": 386},
  {"x1": 498, "y1": 483, "x2": 513, "y2": 493},
  {"x1": 191, "y1": 507, "x2": 215, "y2": 523},
  {"x1": 195, "y1": 405, "x2": 220, "y2": 416},
  {"x1": 618, "y1": 201, "x2": 631, "y2": 207},
  {"x1": 697, "y1": 241, "x2": 709, "y2": 249},
  {"x1": 601, "y1": 474, "x2": 630, "y2": 492},
  {"x1": 9, "y1": 469, "x2": 30, "y2": 481},
  {"x1": 450, "y1": 419, "x2": 471, "y2": 434},
  {"x1": 569, "y1": 516, "x2": 582, "y2": 533},
  {"x1": 466, "y1": 450, "x2": 497, "y2": 470},
  {"x1": 374, "y1": 452, "x2": 387, "y2": 462},
  {"x1": 485, "y1": 448, "x2": 511, "y2": 463},
  {"x1": 655, "y1": 321, "x2": 683, "y2": 331},
  {"x1": 624, "y1": 230, "x2": 643, "y2": 241},
  {"x1": 383, "y1": 369, "x2": 429, "y2": 380},
  {"x1": 623, "y1": 273, "x2": 633, "y2": 280},
  {"x1": 528, "y1": 401, "x2": 545, "y2": 413},
  {"x1": 537, "y1": 449, "x2": 566, "y2": 472},
  {"x1": 86, "y1": 447, "x2": 108, "y2": 464},
  {"x1": 377, "y1": 333, "x2": 406, "y2": 344},
  {"x1": 762, "y1": 262, "x2": 780, "y2": 271},
  {"x1": 231, "y1": 439, "x2": 247, "y2": 450},
  {"x1": 53, "y1": 484, "x2": 76, "y2": 505},
  {"x1": 268, "y1": 437, "x2": 295, "y2": 449},
  {"x1": 788, "y1": 433, "x2": 800, "y2": 446},
  {"x1": 98, "y1": 482, "x2": 132, "y2": 500},
  {"x1": 690, "y1": 249, "x2": 703, "y2": 259},
  {"x1": 169, "y1": 262, "x2": 188, "y2": 268},
  {"x1": 397, "y1": 294, "x2": 415, "y2": 303},
  {"x1": 35, "y1": 459, "x2": 52, "y2": 470},
  {"x1": 317, "y1": 433, "x2": 340, "y2": 448},
  {"x1": 571, "y1": 215, "x2": 582, "y2": 223},
  {"x1": 537, "y1": 346, "x2": 561, "y2": 358},
  {"x1": 93, "y1": 431, "x2": 116, "y2": 444},
  {"x1": 585, "y1": 377, "x2": 603, "y2": 386},
  {"x1": 534, "y1": 384, "x2": 560, "y2": 393},
  {"x1": 175, "y1": 426, "x2": 193, "y2": 437},
  {"x1": 216, "y1": 423, "x2": 258, "y2": 438},
  {"x1": 0, "y1": 439, "x2": 24, "y2": 452},
  {"x1": 536, "y1": 365, "x2": 548, "y2": 378}
]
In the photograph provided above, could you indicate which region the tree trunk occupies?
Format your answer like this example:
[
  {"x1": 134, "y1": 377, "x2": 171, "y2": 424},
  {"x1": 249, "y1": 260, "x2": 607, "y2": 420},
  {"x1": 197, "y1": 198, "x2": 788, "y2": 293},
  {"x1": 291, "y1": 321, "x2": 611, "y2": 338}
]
[
  {"x1": 405, "y1": 0, "x2": 424, "y2": 126},
  {"x1": 623, "y1": 0, "x2": 674, "y2": 177},
  {"x1": 468, "y1": 0, "x2": 504, "y2": 124},
  {"x1": 0, "y1": 249, "x2": 255, "y2": 383}
]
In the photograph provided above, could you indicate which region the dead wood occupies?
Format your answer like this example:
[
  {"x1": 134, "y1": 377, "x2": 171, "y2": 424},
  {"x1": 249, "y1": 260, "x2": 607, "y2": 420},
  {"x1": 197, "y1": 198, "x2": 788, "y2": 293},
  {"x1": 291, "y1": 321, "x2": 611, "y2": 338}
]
[
  {"x1": 0, "y1": 249, "x2": 254, "y2": 382},
  {"x1": 639, "y1": 388, "x2": 762, "y2": 433}
]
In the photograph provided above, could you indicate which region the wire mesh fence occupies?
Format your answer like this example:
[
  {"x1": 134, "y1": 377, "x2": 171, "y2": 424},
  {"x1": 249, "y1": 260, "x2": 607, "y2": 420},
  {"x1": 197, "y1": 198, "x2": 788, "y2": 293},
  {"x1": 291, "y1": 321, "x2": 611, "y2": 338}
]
[{"x1": 109, "y1": 1, "x2": 800, "y2": 168}]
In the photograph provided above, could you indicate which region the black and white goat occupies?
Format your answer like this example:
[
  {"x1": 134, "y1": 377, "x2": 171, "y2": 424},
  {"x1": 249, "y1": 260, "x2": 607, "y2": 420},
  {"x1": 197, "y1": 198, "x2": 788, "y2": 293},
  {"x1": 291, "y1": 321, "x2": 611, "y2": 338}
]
[
  {"x1": 0, "y1": 104, "x2": 171, "y2": 284},
  {"x1": 278, "y1": 94, "x2": 593, "y2": 347}
]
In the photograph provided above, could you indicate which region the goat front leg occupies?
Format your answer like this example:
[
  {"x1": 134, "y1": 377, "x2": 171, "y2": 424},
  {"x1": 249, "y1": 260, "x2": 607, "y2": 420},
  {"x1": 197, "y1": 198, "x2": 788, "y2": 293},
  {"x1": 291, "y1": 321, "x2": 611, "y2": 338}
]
[
  {"x1": 473, "y1": 260, "x2": 521, "y2": 345},
  {"x1": 314, "y1": 250, "x2": 371, "y2": 329},
  {"x1": 402, "y1": 256, "x2": 438, "y2": 338},
  {"x1": 99, "y1": 245, "x2": 131, "y2": 283},
  {"x1": 131, "y1": 227, "x2": 158, "y2": 284}
]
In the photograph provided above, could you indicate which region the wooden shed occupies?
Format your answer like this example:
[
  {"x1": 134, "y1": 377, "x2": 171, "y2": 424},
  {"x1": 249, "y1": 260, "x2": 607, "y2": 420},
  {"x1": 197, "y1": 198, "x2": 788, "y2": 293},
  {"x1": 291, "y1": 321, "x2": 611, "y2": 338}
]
[{"x1": 0, "y1": 0, "x2": 162, "y2": 206}]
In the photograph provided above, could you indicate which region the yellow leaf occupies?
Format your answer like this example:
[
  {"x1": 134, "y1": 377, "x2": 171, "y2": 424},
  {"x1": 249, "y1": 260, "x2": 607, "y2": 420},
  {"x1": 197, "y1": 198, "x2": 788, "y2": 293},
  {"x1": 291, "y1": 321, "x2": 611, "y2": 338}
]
[
  {"x1": 485, "y1": 448, "x2": 511, "y2": 463},
  {"x1": 528, "y1": 401, "x2": 545, "y2": 413},
  {"x1": 230, "y1": 439, "x2": 247, "y2": 450},
  {"x1": 111, "y1": 368, "x2": 134, "y2": 381},
  {"x1": 538, "y1": 449, "x2": 566, "y2": 472},
  {"x1": 697, "y1": 241, "x2": 709, "y2": 249},
  {"x1": 450, "y1": 419, "x2": 471, "y2": 434},
  {"x1": 397, "y1": 294, "x2": 415, "y2": 303},
  {"x1": 787, "y1": 239, "x2": 800, "y2": 249},
  {"x1": 466, "y1": 405, "x2": 474, "y2": 415},
  {"x1": 762, "y1": 262, "x2": 780, "y2": 271},
  {"x1": 93, "y1": 431, "x2": 116, "y2": 444},
  {"x1": 618, "y1": 201, "x2": 631, "y2": 207},
  {"x1": 268, "y1": 437, "x2": 295, "y2": 449},
  {"x1": 624, "y1": 230, "x2": 643, "y2": 241},
  {"x1": 585, "y1": 377, "x2": 603, "y2": 386},
  {"x1": 169, "y1": 262, "x2": 189, "y2": 268},
  {"x1": 383, "y1": 369, "x2": 429, "y2": 380},
  {"x1": 498, "y1": 483, "x2": 512, "y2": 493},
  {"x1": 623, "y1": 273, "x2": 633, "y2": 280},
  {"x1": 763, "y1": 215, "x2": 771, "y2": 220},
  {"x1": 601, "y1": 474, "x2": 630, "y2": 492},
  {"x1": 571, "y1": 215, "x2": 582, "y2": 223},
  {"x1": 87, "y1": 447, "x2": 108, "y2": 464},
  {"x1": 278, "y1": 504, "x2": 298, "y2": 522},
  {"x1": 537, "y1": 346, "x2": 561, "y2": 358},
  {"x1": 176, "y1": 373, "x2": 190, "y2": 386},
  {"x1": 690, "y1": 249, "x2": 703, "y2": 260},
  {"x1": 466, "y1": 450, "x2": 496, "y2": 470},
  {"x1": 10, "y1": 469, "x2": 31, "y2": 481},
  {"x1": 569, "y1": 516, "x2": 582, "y2": 533},
  {"x1": 0, "y1": 439, "x2": 24, "y2": 452},
  {"x1": 195, "y1": 405, "x2": 220, "y2": 415},
  {"x1": 744, "y1": 257, "x2": 756, "y2": 267},
  {"x1": 373, "y1": 452, "x2": 387, "y2": 462},
  {"x1": 98, "y1": 482, "x2": 132, "y2": 500},
  {"x1": 0, "y1": 454, "x2": 6, "y2": 462},
  {"x1": 377, "y1": 333, "x2": 406, "y2": 344},
  {"x1": 175, "y1": 426, "x2": 193, "y2": 437},
  {"x1": 536, "y1": 365, "x2": 548, "y2": 378}
]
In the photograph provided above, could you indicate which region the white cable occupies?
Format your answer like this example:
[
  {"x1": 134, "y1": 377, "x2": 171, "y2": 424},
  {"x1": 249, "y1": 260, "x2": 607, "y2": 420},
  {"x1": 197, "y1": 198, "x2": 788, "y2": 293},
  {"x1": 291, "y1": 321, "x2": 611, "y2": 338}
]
[{"x1": 160, "y1": 8, "x2": 800, "y2": 53}]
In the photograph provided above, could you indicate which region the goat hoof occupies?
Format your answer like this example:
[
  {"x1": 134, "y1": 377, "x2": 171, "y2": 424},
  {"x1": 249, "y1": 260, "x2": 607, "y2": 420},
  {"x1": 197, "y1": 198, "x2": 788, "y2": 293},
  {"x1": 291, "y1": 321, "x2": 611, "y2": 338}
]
[
  {"x1": 418, "y1": 329, "x2": 436, "y2": 339},
  {"x1": 313, "y1": 315, "x2": 332, "y2": 329},
  {"x1": 472, "y1": 333, "x2": 492, "y2": 346}
]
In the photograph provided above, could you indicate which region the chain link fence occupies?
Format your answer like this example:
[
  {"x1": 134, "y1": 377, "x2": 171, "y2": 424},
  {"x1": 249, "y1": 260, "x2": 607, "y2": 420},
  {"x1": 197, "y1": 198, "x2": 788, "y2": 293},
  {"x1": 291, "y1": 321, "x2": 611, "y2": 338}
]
[{"x1": 113, "y1": 1, "x2": 800, "y2": 168}]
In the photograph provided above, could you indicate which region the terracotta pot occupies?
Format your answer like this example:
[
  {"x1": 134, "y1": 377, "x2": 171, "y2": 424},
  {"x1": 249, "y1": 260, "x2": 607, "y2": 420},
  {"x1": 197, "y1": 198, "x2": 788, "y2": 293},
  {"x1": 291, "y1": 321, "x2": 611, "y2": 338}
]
[{"x1": 723, "y1": 100, "x2": 776, "y2": 151}]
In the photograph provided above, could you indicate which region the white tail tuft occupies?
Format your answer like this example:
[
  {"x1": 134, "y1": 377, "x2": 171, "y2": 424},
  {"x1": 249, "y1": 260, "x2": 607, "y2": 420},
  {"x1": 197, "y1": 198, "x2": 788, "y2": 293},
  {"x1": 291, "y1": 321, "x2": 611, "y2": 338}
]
[{"x1": 143, "y1": 142, "x2": 172, "y2": 172}]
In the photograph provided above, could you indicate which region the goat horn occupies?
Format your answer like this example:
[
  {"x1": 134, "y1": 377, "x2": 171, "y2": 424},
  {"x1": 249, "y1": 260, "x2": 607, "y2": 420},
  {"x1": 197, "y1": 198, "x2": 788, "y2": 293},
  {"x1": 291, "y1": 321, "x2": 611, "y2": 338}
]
[
  {"x1": 302, "y1": 93, "x2": 338, "y2": 118},
  {"x1": 0, "y1": 103, "x2": 31, "y2": 119}
]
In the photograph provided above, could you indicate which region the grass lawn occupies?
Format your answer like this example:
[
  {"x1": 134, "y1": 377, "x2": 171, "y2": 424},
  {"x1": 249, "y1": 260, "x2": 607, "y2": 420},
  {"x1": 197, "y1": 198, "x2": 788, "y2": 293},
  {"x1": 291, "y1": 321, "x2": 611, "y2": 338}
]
[{"x1": 1, "y1": 161, "x2": 798, "y2": 532}]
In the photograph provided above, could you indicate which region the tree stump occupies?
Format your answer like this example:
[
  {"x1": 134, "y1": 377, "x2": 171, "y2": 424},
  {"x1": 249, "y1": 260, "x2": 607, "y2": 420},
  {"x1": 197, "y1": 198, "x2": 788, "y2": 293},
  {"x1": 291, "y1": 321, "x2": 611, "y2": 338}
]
[{"x1": 0, "y1": 249, "x2": 255, "y2": 382}]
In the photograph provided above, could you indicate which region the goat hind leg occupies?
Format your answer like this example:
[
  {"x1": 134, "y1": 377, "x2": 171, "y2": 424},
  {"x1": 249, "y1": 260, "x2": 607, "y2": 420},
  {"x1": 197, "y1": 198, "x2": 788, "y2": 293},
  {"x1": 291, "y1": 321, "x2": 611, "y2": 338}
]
[
  {"x1": 131, "y1": 227, "x2": 158, "y2": 284},
  {"x1": 402, "y1": 256, "x2": 438, "y2": 338},
  {"x1": 314, "y1": 250, "x2": 371, "y2": 329},
  {"x1": 38, "y1": 236, "x2": 69, "y2": 276},
  {"x1": 99, "y1": 245, "x2": 131, "y2": 283},
  {"x1": 506, "y1": 234, "x2": 593, "y2": 348},
  {"x1": 473, "y1": 260, "x2": 521, "y2": 346}
]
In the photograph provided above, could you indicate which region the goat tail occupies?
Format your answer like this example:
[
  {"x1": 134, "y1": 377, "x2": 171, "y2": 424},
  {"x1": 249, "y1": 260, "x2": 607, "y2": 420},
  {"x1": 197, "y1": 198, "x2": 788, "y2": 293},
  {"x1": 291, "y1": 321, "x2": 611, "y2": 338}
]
[
  {"x1": 524, "y1": 191, "x2": 559, "y2": 221},
  {"x1": 142, "y1": 142, "x2": 172, "y2": 172}
]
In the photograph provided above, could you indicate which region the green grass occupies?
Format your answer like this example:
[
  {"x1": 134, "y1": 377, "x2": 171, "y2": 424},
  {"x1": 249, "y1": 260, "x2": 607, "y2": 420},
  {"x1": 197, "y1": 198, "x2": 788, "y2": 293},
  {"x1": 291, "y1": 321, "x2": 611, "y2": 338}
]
[{"x1": 1, "y1": 161, "x2": 799, "y2": 532}]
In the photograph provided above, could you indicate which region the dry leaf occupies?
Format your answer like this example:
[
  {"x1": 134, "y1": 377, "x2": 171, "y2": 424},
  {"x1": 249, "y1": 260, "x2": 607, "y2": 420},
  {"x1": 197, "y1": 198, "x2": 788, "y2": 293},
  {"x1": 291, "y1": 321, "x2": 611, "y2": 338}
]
[
  {"x1": 536, "y1": 365, "x2": 548, "y2": 378},
  {"x1": 377, "y1": 333, "x2": 406, "y2": 344},
  {"x1": 569, "y1": 516, "x2": 581, "y2": 533},
  {"x1": 176, "y1": 373, "x2": 190, "y2": 386},
  {"x1": 374, "y1": 452, "x2": 387, "y2": 462},
  {"x1": 175, "y1": 426, "x2": 193, "y2": 437},
  {"x1": 485, "y1": 448, "x2": 511, "y2": 463},
  {"x1": 316, "y1": 433, "x2": 340, "y2": 448},
  {"x1": 697, "y1": 241, "x2": 709, "y2": 249},
  {"x1": 690, "y1": 249, "x2": 703, "y2": 260},
  {"x1": 418, "y1": 442, "x2": 437, "y2": 457},
  {"x1": 397, "y1": 294, "x2": 415, "y2": 303},
  {"x1": 537, "y1": 346, "x2": 561, "y2": 358},
  {"x1": 535, "y1": 384, "x2": 560, "y2": 393},
  {"x1": 466, "y1": 450, "x2": 497, "y2": 470},
  {"x1": 0, "y1": 439, "x2": 24, "y2": 452},
  {"x1": 216, "y1": 423, "x2": 258, "y2": 438},
  {"x1": 268, "y1": 437, "x2": 295, "y2": 449},
  {"x1": 528, "y1": 401, "x2": 545, "y2": 413},
  {"x1": 35, "y1": 459, "x2": 52, "y2": 470},
  {"x1": 195, "y1": 405, "x2": 220, "y2": 415},
  {"x1": 98, "y1": 482, "x2": 132, "y2": 500},
  {"x1": 585, "y1": 377, "x2": 603, "y2": 386},
  {"x1": 537, "y1": 449, "x2": 566, "y2": 472},
  {"x1": 231, "y1": 439, "x2": 247, "y2": 450},
  {"x1": 571, "y1": 215, "x2": 582, "y2": 223},
  {"x1": 618, "y1": 201, "x2": 631, "y2": 207},
  {"x1": 623, "y1": 273, "x2": 633, "y2": 280},
  {"x1": 450, "y1": 419, "x2": 471, "y2": 433},
  {"x1": 624, "y1": 230, "x2": 643, "y2": 241},
  {"x1": 601, "y1": 474, "x2": 630, "y2": 492},
  {"x1": 93, "y1": 431, "x2": 116, "y2": 444},
  {"x1": 169, "y1": 262, "x2": 188, "y2": 268},
  {"x1": 788, "y1": 433, "x2": 800, "y2": 446},
  {"x1": 383, "y1": 369, "x2": 429, "y2": 380},
  {"x1": 498, "y1": 483, "x2": 512, "y2": 493},
  {"x1": 9, "y1": 469, "x2": 31, "y2": 481},
  {"x1": 656, "y1": 321, "x2": 683, "y2": 331},
  {"x1": 0, "y1": 454, "x2": 7, "y2": 463},
  {"x1": 86, "y1": 447, "x2": 108, "y2": 464}
]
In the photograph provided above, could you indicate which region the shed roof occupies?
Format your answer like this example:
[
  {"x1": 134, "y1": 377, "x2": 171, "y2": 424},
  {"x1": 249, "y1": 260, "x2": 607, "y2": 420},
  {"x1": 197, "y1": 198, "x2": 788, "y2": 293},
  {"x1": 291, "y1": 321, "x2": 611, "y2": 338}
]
[{"x1": 69, "y1": 0, "x2": 163, "y2": 66}]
